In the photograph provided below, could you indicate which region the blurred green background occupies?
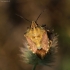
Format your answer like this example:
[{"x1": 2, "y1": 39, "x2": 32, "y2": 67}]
[{"x1": 0, "y1": 0, "x2": 70, "y2": 70}]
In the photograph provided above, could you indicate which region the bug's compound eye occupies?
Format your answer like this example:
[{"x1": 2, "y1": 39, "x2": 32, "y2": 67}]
[
  {"x1": 35, "y1": 26, "x2": 37, "y2": 28},
  {"x1": 31, "y1": 27, "x2": 33, "y2": 30}
]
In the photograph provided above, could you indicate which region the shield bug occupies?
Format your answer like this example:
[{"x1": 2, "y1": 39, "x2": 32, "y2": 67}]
[{"x1": 16, "y1": 9, "x2": 52, "y2": 59}]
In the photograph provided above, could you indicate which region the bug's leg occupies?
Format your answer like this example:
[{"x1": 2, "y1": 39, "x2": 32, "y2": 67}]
[
  {"x1": 49, "y1": 40, "x2": 52, "y2": 46},
  {"x1": 47, "y1": 30, "x2": 50, "y2": 32}
]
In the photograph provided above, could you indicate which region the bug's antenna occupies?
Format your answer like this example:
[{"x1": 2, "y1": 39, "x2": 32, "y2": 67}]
[
  {"x1": 16, "y1": 14, "x2": 32, "y2": 23},
  {"x1": 35, "y1": 9, "x2": 46, "y2": 23}
]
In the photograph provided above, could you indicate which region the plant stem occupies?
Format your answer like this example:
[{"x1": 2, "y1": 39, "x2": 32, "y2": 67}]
[{"x1": 32, "y1": 63, "x2": 37, "y2": 70}]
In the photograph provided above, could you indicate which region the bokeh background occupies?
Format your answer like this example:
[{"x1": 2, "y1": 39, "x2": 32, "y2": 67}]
[{"x1": 0, "y1": 0, "x2": 70, "y2": 70}]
